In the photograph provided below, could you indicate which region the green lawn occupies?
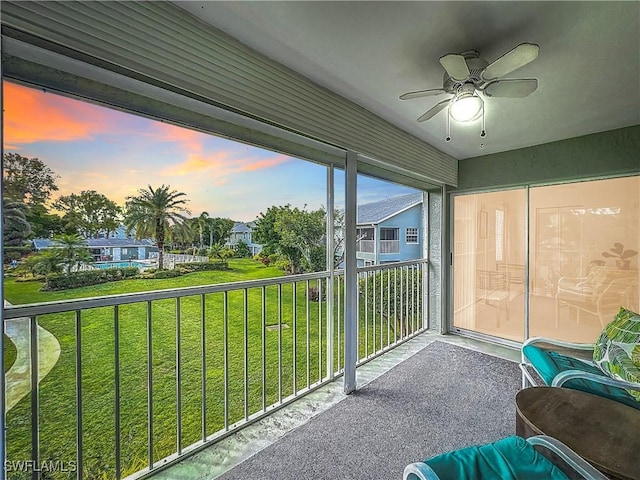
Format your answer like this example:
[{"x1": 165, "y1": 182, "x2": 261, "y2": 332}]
[
  {"x1": 4, "y1": 334, "x2": 17, "y2": 372},
  {"x1": 4, "y1": 259, "x2": 416, "y2": 479},
  {"x1": 4, "y1": 259, "x2": 331, "y2": 479}
]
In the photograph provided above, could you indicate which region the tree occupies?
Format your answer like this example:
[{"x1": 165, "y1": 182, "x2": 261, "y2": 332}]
[
  {"x1": 254, "y1": 205, "x2": 325, "y2": 273},
  {"x1": 51, "y1": 233, "x2": 93, "y2": 274},
  {"x1": 275, "y1": 206, "x2": 326, "y2": 272},
  {"x1": 3, "y1": 152, "x2": 59, "y2": 206},
  {"x1": 19, "y1": 250, "x2": 64, "y2": 277},
  {"x1": 124, "y1": 185, "x2": 190, "y2": 269},
  {"x1": 2, "y1": 198, "x2": 32, "y2": 246},
  {"x1": 233, "y1": 239, "x2": 251, "y2": 258},
  {"x1": 209, "y1": 243, "x2": 234, "y2": 263},
  {"x1": 196, "y1": 211, "x2": 210, "y2": 249},
  {"x1": 54, "y1": 190, "x2": 122, "y2": 238},
  {"x1": 25, "y1": 204, "x2": 65, "y2": 239},
  {"x1": 167, "y1": 221, "x2": 196, "y2": 251},
  {"x1": 208, "y1": 217, "x2": 235, "y2": 246}
]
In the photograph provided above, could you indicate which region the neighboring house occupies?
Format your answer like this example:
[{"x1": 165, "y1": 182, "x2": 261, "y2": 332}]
[
  {"x1": 356, "y1": 192, "x2": 424, "y2": 266},
  {"x1": 33, "y1": 238, "x2": 158, "y2": 262},
  {"x1": 95, "y1": 225, "x2": 134, "y2": 240},
  {"x1": 225, "y1": 221, "x2": 263, "y2": 256}
]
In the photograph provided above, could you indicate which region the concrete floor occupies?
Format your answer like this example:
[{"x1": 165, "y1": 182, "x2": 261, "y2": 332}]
[{"x1": 148, "y1": 331, "x2": 518, "y2": 480}]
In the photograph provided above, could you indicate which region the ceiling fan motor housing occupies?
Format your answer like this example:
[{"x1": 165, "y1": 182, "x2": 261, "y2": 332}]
[{"x1": 442, "y1": 55, "x2": 489, "y2": 92}]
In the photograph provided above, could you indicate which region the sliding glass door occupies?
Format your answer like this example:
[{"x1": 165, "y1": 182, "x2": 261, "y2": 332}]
[
  {"x1": 452, "y1": 189, "x2": 526, "y2": 342},
  {"x1": 529, "y1": 176, "x2": 639, "y2": 343},
  {"x1": 452, "y1": 176, "x2": 639, "y2": 344}
]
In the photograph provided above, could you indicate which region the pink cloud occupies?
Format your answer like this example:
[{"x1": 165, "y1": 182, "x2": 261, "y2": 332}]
[
  {"x1": 239, "y1": 155, "x2": 290, "y2": 172},
  {"x1": 3, "y1": 81, "x2": 109, "y2": 146}
]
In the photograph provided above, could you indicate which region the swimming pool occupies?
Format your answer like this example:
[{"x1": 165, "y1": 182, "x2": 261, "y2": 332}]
[{"x1": 93, "y1": 261, "x2": 149, "y2": 270}]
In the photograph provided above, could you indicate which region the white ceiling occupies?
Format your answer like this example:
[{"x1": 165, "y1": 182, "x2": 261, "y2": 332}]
[{"x1": 177, "y1": 1, "x2": 640, "y2": 160}]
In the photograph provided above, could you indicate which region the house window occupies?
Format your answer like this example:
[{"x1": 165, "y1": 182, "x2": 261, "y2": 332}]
[
  {"x1": 380, "y1": 228, "x2": 398, "y2": 240},
  {"x1": 122, "y1": 248, "x2": 128, "y2": 254},
  {"x1": 406, "y1": 227, "x2": 419, "y2": 244},
  {"x1": 379, "y1": 228, "x2": 400, "y2": 253}
]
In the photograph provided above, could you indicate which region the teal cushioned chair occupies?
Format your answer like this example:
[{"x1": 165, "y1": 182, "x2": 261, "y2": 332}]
[
  {"x1": 403, "y1": 435, "x2": 608, "y2": 480},
  {"x1": 521, "y1": 338, "x2": 640, "y2": 409}
]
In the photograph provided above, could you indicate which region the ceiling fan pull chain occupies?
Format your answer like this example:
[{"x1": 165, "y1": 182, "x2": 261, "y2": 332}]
[
  {"x1": 481, "y1": 108, "x2": 487, "y2": 138},
  {"x1": 445, "y1": 111, "x2": 451, "y2": 142}
]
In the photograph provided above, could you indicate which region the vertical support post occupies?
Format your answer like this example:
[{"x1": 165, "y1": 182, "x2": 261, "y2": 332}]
[
  {"x1": 344, "y1": 151, "x2": 358, "y2": 394},
  {"x1": 326, "y1": 165, "x2": 335, "y2": 380},
  {"x1": 75, "y1": 311, "x2": 83, "y2": 479},
  {"x1": 524, "y1": 188, "x2": 531, "y2": 340},
  {"x1": 0, "y1": 37, "x2": 7, "y2": 476},
  {"x1": 422, "y1": 192, "x2": 429, "y2": 330},
  {"x1": 30, "y1": 316, "x2": 40, "y2": 480}
]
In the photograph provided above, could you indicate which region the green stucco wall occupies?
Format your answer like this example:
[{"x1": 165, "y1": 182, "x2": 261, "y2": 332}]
[{"x1": 454, "y1": 125, "x2": 640, "y2": 191}]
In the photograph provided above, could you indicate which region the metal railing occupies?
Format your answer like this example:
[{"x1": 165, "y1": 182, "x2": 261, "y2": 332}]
[
  {"x1": 355, "y1": 240, "x2": 375, "y2": 253},
  {"x1": 356, "y1": 259, "x2": 428, "y2": 364},
  {"x1": 3, "y1": 259, "x2": 427, "y2": 479}
]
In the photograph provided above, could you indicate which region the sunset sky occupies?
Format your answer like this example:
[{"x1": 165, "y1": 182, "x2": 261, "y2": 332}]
[{"x1": 3, "y1": 81, "x2": 414, "y2": 221}]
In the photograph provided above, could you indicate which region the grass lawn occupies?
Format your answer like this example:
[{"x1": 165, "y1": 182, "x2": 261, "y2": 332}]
[
  {"x1": 4, "y1": 334, "x2": 17, "y2": 372},
  {"x1": 4, "y1": 258, "x2": 417, "y2": 479}
]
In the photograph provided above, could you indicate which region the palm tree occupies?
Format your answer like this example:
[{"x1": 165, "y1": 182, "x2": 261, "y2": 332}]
[
  {"x1": 124, "y1": 185, "x2": 190, "y2": 269},
  {"x1": 197, "y1": 211, "x2": 210, "y2": 250},
  {"x1": 2, "y1": 198, "x2": 32, "y2": 246},
  {"x1": 52, "y1": 233, "x2": 93, "y2": 274}
]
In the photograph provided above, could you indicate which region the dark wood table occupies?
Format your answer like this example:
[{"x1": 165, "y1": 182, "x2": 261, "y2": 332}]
[{"x1": 516, "y1": 386, "x2": 640, "y2": 480}]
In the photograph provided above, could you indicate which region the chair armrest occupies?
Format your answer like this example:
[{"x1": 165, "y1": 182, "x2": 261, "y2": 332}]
[
  {"x1": 523, "y1": 337, "x2": 594, "y2": 351},
  {"x1": 527, "y1": 435, "x2": 609, "y2": 480},
  {"x1": 553, "y1": 370, "x2": 640, "y2": 392},
  {"x1": 519, "y1": 362, "x2": 542, "y2": 386},
  {"x1": 403, "y1": 462, "x2": 441, "y2": 480}
]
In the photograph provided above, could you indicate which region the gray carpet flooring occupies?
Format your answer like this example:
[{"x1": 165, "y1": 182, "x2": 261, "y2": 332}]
[{"x1": 218, "y1": 341, "x2": 521, "y2": 479}]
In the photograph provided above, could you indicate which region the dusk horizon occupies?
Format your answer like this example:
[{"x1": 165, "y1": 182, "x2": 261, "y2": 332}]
[{"x1": 3, "y1": 80, "x2": 416, "y2": 223}]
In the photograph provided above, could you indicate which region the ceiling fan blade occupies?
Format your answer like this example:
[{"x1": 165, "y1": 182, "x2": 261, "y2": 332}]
[
  {"x1": 399, "y1": 88, "x2": 446, "y2": 100},
  {"x1": 417, "y1": 99, "x2": 450, "y2": 122},
  {"x1": 482, "y1": 78, "x2": 538, "y2": 97},
  {"x1": 439, "y1": 54, "x2": 470, "y2": 81},
  {"x1": 481, "y1": 43, "x2": 539, "y2": 81}
]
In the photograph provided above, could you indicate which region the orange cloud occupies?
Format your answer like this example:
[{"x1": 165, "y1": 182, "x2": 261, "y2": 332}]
[
  {"x1": 152, "y1": 122, "x2": 206, "y2": 153},
  {"x1": 162, "y1": 151, "x2": 231, "y2": 176},
  {"x1": 3, "y1": 81, "x2": 108, "y2": 146},
  {"x1": 161, "y1": 147, "x2": 291, "y2": 178},
  {"x1": 239, "y1": 155, "x2": 290, "y2": 172}
]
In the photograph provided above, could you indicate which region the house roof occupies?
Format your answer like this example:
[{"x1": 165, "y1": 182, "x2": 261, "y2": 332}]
[
  {"x1": 231, "y1": 222, "x2": 256, "y2": 233},
  {"x1": 33, "y1": 238, "x2": 156, "y2": 249},
  {"x1": 357, "y1": 192, "x2": 423, "y2": 225}
]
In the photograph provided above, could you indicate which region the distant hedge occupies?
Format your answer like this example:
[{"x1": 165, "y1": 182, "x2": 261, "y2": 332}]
[
  {"x1": 175, "y1": 261, "x2": 229, "y2": 273},
  {"x1": 3, "y1": 246, "x2": 32, "y2": 263},
  {"x1": 140, "y1": 269, "x2": 184, "y2": 279},
  {"x1": 43, "y1": 267, "x2": 139, "y2": 291}
]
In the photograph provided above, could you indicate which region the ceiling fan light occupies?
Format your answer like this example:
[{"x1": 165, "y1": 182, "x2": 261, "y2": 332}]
[{"x1": 449, "y1": 94, "x2": 483, "y2": 122}]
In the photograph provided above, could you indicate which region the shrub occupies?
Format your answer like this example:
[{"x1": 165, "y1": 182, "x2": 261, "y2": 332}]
[
  {"x1": 233, "y1": 240, "x2": 251, "y2": 258},
  {"x1": 273, "y1": 259, "x2": 291, "y2": 272},
  {"x1": 175, "y1": 261, "x2": 229, "y2": 273},
  {"x1": 308, "y1": 286, "x2": 326, "y2": 302},
  {"x1": 142, "y1": 269, "x2": 184, "y2": 279},
  {"x1": 3, "y1": 246, "x2": 32, "y2": 263},
  {"x1": 43, "y1": 267, "x2": 139, "y2": 291}
]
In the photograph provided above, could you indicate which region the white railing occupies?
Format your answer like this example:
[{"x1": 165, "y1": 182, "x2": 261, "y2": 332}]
[
  {"x1": 163, "y1": 253, "x2": 209, "y2": 269},
  {"x1": 356, "y1": 240, "x2": 375, "y2": 253},
  {"x1": 357, "y1": 259, "x2": 428, "y2": 364},
  {"x1": 379, "y1": 240, "x2": 400, "y2": 254},
  {"x1": 3, "y1": 259, "x2": 427, "y2": 479}
]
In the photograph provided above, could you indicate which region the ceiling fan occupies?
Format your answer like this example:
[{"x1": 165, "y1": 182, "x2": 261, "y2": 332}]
[{"x1": 400, "y1": 43, "x2": 540, "y2": 141}]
